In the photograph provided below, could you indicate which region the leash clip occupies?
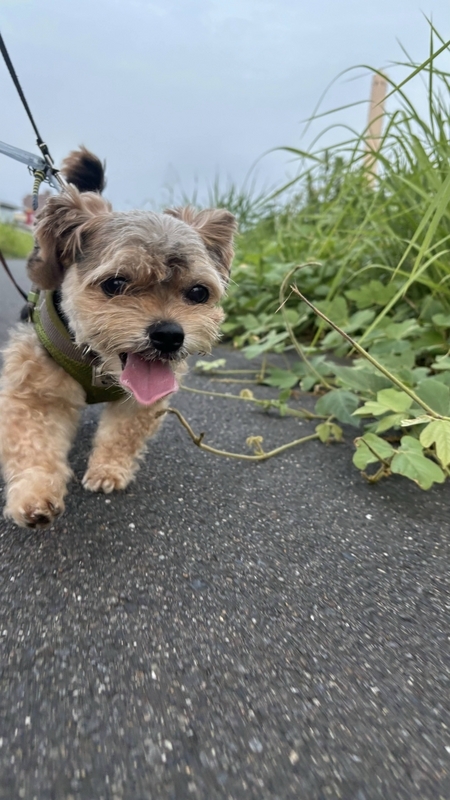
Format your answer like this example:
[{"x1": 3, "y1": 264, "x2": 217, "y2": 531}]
[{"x1": 31, "y1": 167, "x2": 48, "y2": 211}]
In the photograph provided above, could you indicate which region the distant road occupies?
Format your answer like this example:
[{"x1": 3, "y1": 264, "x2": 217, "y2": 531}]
[{"x1": 0, "y1": 258, "x2": 28, "y2": 343}]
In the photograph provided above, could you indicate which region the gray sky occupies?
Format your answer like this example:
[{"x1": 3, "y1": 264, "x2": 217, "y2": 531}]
[{"x1": 1, "y1": 0, "x2": 449, "y2": 210}]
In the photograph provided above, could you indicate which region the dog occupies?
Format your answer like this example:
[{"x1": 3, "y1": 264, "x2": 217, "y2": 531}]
[{"x1": 0, "y1": 149, "x2": 237, "y2": 528}]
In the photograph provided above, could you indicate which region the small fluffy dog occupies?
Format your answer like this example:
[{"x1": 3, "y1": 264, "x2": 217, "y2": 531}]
[{"x1": 0, "y1": 149, "x2": 237, "y2": 528}]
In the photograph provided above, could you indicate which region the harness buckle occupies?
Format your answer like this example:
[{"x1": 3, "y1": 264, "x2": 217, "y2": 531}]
[
  {"x1": 91, "y1": 365, "x2": 116, "y2": 388},
  {"x1": 26, "y1": 289, "x2": 40, "y2": 322}
]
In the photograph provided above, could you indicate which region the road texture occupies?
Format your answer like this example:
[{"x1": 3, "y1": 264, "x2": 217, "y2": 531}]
[{"x1": 0, "y1": 261, "x2": 449, "y2": 800}]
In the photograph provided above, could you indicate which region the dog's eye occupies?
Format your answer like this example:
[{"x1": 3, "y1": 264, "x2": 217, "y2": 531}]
[
  {"x1": 100, "y1": 277, "x2": 130, "y2": 297},
  {"x1": 184, "y1": 285, "x2": 210, "y2": 304}
]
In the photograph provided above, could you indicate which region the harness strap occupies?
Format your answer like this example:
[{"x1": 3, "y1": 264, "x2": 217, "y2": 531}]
[
  {"x1": 30, "y1": 289, "x2": 126, "y2": 404},
  {"x1": 35, "y1": 289, "x2": 92, "y2": 367}
]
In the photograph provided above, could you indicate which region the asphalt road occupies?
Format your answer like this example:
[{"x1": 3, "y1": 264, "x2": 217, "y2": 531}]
[{"x1": 0, "y1": 261, "x2": 449, "y2": 800}]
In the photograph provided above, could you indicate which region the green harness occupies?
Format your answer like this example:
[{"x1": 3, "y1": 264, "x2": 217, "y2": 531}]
[{"x1": 29, "y1": 289, "x2": 126, "y2": 404}]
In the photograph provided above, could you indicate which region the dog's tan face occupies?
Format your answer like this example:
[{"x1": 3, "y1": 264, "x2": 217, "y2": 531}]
[{"x1": 30, "y1": 188, "x2": 237, "y2": 404}]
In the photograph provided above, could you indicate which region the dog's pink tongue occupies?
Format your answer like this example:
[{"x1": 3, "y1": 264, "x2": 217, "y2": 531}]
[{"x1": 120, "y1": 354, "x2": 178, "y2": 405}]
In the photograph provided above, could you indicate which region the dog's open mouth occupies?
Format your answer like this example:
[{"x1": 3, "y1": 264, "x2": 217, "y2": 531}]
[{"x1": 119, "y1": 353, "x2": 179, "y2": 406}]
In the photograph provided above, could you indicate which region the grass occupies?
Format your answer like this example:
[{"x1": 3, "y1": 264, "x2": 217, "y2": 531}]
[
  {"x1": 0, "y1": 223, "x2": 33, "y2": 258},
  {"x1": 205, "y1": 23, "x2": 450, "y2": 488},
  {"x1": 218, "y1": 24, "x2": 450, "y2": 357}
]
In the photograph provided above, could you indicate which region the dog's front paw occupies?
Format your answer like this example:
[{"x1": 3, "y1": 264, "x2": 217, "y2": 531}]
[
  {"x1": 82, "y1": 463, "x2": 133, "y2": 494},
  {"x1": 5, "y1": 493, "x2": 64, "y2": 529}
]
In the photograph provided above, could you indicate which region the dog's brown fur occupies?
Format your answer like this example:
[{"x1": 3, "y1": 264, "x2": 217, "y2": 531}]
[{"x1": 0, "y1": 152, "x2": 237, "y2": 528}]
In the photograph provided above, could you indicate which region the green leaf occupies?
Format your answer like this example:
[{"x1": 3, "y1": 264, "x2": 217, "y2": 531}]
[
  {"x1": 369, "y1": 340, "x2": 416, "y2": 371},
  {"x1": 390, "y1": 436, "x2": 446, "y2": 490},
  {"x1": 421, "y1": 297, "x2": 447, "y2": 324},
  {"x1": 264, "y1": 368, "x2": 300, "y2": 389},
  {"x1": 278, "y1": 388, "x2": 292, "y2": 405},
  {"x1": 432, "y1": 356, "x2": 450, "y2": 371},
  {"x1": 419, "y1": 419, "x2": 450, "y2": 468},
  {"x1": 321, "y1": 329, "x2": 350, "y2": 351},
  {"x1": 241, "y1": 313, "x2": 261, "y2": 329},
  {"x1": 376, "y1": 388, "x2": 414, "y2": 413},
  {"x1": 315, "y1": 390, "x2": 360, "y2": 427},
  {"x1": 283, "y1": 309, "x2": 301, "y2": 326},
  {"x1": 332, "y1": 365, "x2": 391, "y2": 394},
  {"x1": 315, "y1": 296, "x2": 348, "y2": 327},
  {"x1": 345, "y1": 280, "x2": 398, "y2": 310},
  {"x1": 330, "y1": 423, "x2": 343, "y2": 442},
  {"x1": 309, "y1": 356, "x2": 335, "y2": 376},
  {"x1": 353, "y1": 433, "x2": 395, "y2": 469},
  {"x1": 353, "y1": 388, "x2": 413, "y2": 418},
  {"x1": 316, "y1": 423, "x2": 331, "y2": 443},
  {"x1": 343, "y1": 309, "x2": 376, "y2": 334},
  {"x1": 243, "y1": 330, "x2": 289, "y2": 358},
  {"x1": 413, "y1": 329, "x2": 445, "y2": 353},
  {"x1": 377, "y1": 351, "x2": 417, "y2": 372},
  {"x1": 406, "y1": 367, "x2": 430, "y2": 386},
  {"x1": 415, "y1": 378, "x2": 450, "y2": 416},
  {"x1": 353, "y1": 401, "x2": 392, "y2": 417},
  {"x1": 432, "y1": 313, "x2": 450, "y2": 328},
  {"x1": 301, "y1": 375, "x2": 320, "y2": 392},
  {"x1": 384, "y1": 320, "x2": 421, "y2": 340},
  {"x1": 373, "y1": 413, "x2": 409, "y2": 433},
  {"x1": 316, "y1": 422, "x2": 343, "y2": 443},
  {"x1": 432, "y1": 372, "x2": 450, "y2": 388},
  {"x1": 221, "y1": 321, "x2": 239, "y2": 334}
]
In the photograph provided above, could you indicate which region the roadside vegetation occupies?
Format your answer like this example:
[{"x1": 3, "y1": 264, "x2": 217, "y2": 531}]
[
  {"x1": 3, "y1": 27, "x2": 450, "y2": 490},
  {"x1": 0, "y1": 222, "x2": 33, "y2": 258},
  {"x1": 196, "y1": 26, "x2": 450, "y2": 490}
]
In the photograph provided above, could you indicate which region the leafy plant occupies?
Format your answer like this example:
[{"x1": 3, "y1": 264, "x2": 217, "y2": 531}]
[
  {"x1": 180, "y1": 24, "x2": 450, "y2": 489},
  {"x1": 0, "y1": 223, "x2": 33, "y2": 258},
  {"x1": 188, "y1": 23, "x2": 450, "y2": 489}
]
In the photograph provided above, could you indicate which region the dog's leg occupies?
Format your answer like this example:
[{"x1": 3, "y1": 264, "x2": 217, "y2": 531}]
[
  {"x1": 82, "y1": 398, "x2": 167, "y2": 493},
  {"x1": 0, "y1": 328, "x2": 85, "y2": 528}
]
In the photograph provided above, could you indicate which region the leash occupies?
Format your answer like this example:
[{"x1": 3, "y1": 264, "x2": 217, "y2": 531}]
[
  {"x1": 0, "y1": 29, "x2": 65, "y2": 208},
  {"x1": 0, "y1": 248, "x2": 28, "y2": 301},
  {"x1": 0, "y1": 32, "x2": 51, "y2": 161},
  {"x1": 0, "y1": 30, "x2": 66, "y2": 304},
  {"x1": 0, "y1": 144, "x2": 61, "y2": 303}
]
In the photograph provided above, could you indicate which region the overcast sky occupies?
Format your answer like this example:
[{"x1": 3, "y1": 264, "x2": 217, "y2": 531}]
[{"x1": 1, "y1": 0, "x2": 449, "y2": 210}]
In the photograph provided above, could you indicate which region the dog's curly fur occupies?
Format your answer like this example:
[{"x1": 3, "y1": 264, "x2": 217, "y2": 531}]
[{"x1": 0, "y1": 149, "x2": 237, "y2": 528}]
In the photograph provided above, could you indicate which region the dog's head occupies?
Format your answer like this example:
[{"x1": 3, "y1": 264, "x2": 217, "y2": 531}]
[{"x1": 30, "y1": 187, "x2": 237, "y2": 404}]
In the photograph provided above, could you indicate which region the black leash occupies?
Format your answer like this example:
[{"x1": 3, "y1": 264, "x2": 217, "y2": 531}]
[
  {"x1": 0, "y1": 30, "x2": 64, "y2": 209},
  {"x1": 0, "y1": 31, "x2": 67, "y2": 302},
  {"x1": 0, "y1": 249, "x2": 28, "y2": 302},
  {"x1": 0, "y1": 30, "x2": 39, "y2": 303},
  {"x1": 0, "y1": 30, "x2": 63, "y2": 304},
  {"x1": 0, "y1": 30, "x2": 53, "y2": 164}
]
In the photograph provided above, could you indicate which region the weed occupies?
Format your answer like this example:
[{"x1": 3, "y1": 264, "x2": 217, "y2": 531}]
[
  {"x1": 216, "y1": 24, "x2": 450, "y2": 489},
  {"x1": 0, "y1": 223, "x2": 33, "y2": 258}
]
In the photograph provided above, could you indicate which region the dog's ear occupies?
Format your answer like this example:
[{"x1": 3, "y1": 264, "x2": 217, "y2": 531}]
[
  {"x1": 165, "y1": 207, "x2": 237, "y2": 279},
  {"x1": 61, "y1": 146, "x2": 106, "y2": 193},
  {"x1": 28, "y1": 187, "x2": 111, "y2": 290}
]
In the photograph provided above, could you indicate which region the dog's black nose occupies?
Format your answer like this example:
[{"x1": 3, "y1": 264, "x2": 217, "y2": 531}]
[{"x1": 148, "y1": 321, "x2": 185, "y2": 354}]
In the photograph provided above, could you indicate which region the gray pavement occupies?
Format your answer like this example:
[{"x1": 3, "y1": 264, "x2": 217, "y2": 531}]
[{"x1": 0, "y1": 261, "x2": 449, "y2": 800}]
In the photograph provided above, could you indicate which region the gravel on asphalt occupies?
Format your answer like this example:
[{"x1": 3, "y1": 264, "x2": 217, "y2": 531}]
[{"x1": 0, "y1": 261, "x2": 449, "y2": 800}]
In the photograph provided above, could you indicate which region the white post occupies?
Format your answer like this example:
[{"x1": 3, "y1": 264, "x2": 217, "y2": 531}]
[{"x1": 365, "y1": 72, "x2": 387, "y2": 185}]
